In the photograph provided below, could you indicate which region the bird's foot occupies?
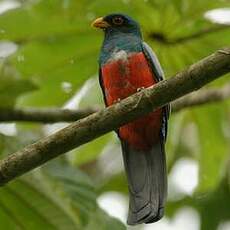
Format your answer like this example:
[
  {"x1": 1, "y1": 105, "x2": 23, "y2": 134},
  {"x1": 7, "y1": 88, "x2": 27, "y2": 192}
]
[
  {"x1": 113, "y1": 98, "x2": 121, "y2": 104},
  {"x1": 137, "y1": 87, "x2": 145, "y2": 92}
]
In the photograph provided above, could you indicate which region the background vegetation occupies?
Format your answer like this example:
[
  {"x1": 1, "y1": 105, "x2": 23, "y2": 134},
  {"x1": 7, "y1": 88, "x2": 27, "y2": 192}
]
[{"x1": 0, "y1": 0, "x2": 230, "y2": 229}]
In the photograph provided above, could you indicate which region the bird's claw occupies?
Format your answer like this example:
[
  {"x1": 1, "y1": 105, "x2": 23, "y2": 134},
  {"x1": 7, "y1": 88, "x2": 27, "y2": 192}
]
[
  {"x1": 137, "y1": 87, "x2": 145, "y2": 92},
  {"x1": 113, "y1": 98, "x2": 121, "y2": 104}
]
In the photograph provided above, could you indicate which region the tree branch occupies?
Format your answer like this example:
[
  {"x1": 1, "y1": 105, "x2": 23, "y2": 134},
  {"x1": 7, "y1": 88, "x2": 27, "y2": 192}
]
[
  {"x1": 171, "y1": 83, "x2": 230, "y2": 112},
  {"x1": 0, "y1": 108, "x2": 97, "y2": 123},
  {"x1": 0, "y1": 48, "x2": 230, "y2": 185},
  {"x1": 0, "y1": 83, "x2": 230, "y2": 123}
]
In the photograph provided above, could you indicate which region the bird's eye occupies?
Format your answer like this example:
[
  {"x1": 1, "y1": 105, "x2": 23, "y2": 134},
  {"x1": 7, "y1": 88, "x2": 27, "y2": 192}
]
[{"x1": 112, "y1": 16, "x2": 124, "y2": 25}]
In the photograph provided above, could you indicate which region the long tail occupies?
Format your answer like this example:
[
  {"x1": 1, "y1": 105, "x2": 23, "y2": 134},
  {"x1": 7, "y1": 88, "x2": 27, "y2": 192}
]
[{"x1": 121, "y1": 139, "x2": 167, "y2": 225}]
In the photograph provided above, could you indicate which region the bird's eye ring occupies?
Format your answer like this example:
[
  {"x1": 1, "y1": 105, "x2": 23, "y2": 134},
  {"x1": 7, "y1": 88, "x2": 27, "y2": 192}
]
[{"x1": 112, "y1": 16, "x2": 124, "y2": 25}]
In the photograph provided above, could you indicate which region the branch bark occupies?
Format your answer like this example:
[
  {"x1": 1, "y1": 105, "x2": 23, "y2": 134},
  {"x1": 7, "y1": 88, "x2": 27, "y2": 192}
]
[
  {"x1": 0, "y1": 48, "x2": 230, "y2": 185},
  {"x1": 1, "y1": 83, "x2": 230, "y2": 123},
  {"x1": 0, "y1": 107, "x2": 97, "y2": 123},
  {"x1": 171, "y1": 83, "x2": 230, "y2": 112}
]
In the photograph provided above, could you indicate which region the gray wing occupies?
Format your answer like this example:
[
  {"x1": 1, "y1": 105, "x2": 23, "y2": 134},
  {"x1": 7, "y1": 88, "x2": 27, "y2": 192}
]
[
  {"x1": 142, "y1": 42, "x2": 164, "y2": 81},
  {"x1": 142, "y1": 42, "x2": 170, "y2": 141}
]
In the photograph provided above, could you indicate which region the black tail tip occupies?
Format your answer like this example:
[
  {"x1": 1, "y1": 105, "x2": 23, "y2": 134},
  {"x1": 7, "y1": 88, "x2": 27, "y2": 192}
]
[
  {"x1": 145, "y1": 207, "x2": 164, "y2": 224},
  {"x1": 127, "y1": 207, "x2": 164, "y2": 225}
]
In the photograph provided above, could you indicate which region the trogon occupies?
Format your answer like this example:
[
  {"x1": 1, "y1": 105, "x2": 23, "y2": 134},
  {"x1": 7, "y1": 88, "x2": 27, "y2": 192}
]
[{"x1": 92, "y1": 14, "x2": 170, "y2": 225}]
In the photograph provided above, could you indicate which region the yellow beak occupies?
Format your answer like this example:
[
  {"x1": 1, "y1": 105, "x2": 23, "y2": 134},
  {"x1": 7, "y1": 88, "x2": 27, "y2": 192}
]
[{"x1": 91, "y1": 17, "x2": 110, "y2": 29}]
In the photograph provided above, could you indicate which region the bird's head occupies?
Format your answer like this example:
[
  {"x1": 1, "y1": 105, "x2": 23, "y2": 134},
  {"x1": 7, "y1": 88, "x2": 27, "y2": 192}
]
[{"x1": 92, "y1": 14, "x2": 142, "y2": 38}]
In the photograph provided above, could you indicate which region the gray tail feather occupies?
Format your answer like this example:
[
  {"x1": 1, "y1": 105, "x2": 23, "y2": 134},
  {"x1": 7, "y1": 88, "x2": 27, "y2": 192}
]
[{"x1": 121, "y1": 140, "x2": 167, "y2": 225}]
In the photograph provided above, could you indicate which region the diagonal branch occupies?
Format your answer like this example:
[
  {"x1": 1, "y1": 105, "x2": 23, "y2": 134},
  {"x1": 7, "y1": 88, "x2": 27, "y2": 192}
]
[
  {"x1": 0, "y1": 48, "x2": 230, "y2": 186},
  {"x1": 1, "y1": 82, "x2": 230, "y2": 123}
]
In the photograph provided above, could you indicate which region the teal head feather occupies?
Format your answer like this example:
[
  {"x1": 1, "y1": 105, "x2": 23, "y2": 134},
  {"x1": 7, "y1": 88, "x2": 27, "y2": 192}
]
[{"x1": 92, "y1": 14, "x2": 143, "y2": 65}]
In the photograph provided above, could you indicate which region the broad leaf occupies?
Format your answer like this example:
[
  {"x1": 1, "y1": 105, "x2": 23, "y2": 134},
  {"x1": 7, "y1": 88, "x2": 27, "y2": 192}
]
[{"x1": 0, "y1": 179, "x2": 77, "y2": 230}]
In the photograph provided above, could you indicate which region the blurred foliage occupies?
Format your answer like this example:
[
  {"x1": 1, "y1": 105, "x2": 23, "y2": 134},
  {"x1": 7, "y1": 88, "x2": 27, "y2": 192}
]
[{"x1": 0, "y1": 0, "x2": 230, "y2": 229}]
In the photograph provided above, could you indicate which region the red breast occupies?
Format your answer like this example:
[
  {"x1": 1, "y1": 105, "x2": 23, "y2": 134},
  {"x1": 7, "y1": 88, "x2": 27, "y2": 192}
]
[{"x1": 101, "y1": 51, "x2": 162, "y2": 150}]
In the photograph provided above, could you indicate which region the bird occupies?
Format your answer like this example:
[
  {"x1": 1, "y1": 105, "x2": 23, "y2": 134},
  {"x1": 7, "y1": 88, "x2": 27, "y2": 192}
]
[{"x1": 92, "y1": 13, "x2": 170, "y2": 225}]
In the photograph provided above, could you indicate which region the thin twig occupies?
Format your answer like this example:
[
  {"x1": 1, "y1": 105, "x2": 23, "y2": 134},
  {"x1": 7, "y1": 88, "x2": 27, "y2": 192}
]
[
  {"x1": 0, "y1": 108, "x2": 97, "y2": 123},
  {"x1": 172, "y1": 83, "x2": 230, "y2": 112},
  {"x1": 1, "y1": 84, "x2": 230, "y2": 122}
]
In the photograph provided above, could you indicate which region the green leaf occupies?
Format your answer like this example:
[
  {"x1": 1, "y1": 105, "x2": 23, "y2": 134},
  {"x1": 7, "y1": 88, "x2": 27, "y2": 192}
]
[
  {"x1": 0, "y1": 0, "x2": 89, "y2": 41},
  {"x1": 99, "y1": 172, "x2": 128, "y2": 195},
  {"x1": 72, "y1": 134, "x2": 113, "y2": 166},
  {"x1": 166, "y1": 179, "x2": 230, "y2": 230},
  {"x1": 0, "y1": 179, "x2": 77, "y2": 230},
  {"x1": 40, "y1": 162, "x2": 126, "y2": 228},
  {"x1": 1, "y1": 0, "x2": 230, "y2": 228},
  {"x1": 0, "y1": 62, "x2": 37, "y2": 108},
  {"x1": 0, "y1": 134, "x2": 4, "y2": 157},
  {"x1": 14, "y1": 37, "x2": 99, "y2": 107},
  {"x1": 193, "y1": 104, "x2": 229, "y2": 192},
  {"x1": 85, "y1": 209, "x2": 126, "y2": 230},
  {"x1": 41, "y1": 162, "x2": 97, "y2": 225},
  {"x1": 1, "y1": 0, "x2": 228, "y2": 108}
]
